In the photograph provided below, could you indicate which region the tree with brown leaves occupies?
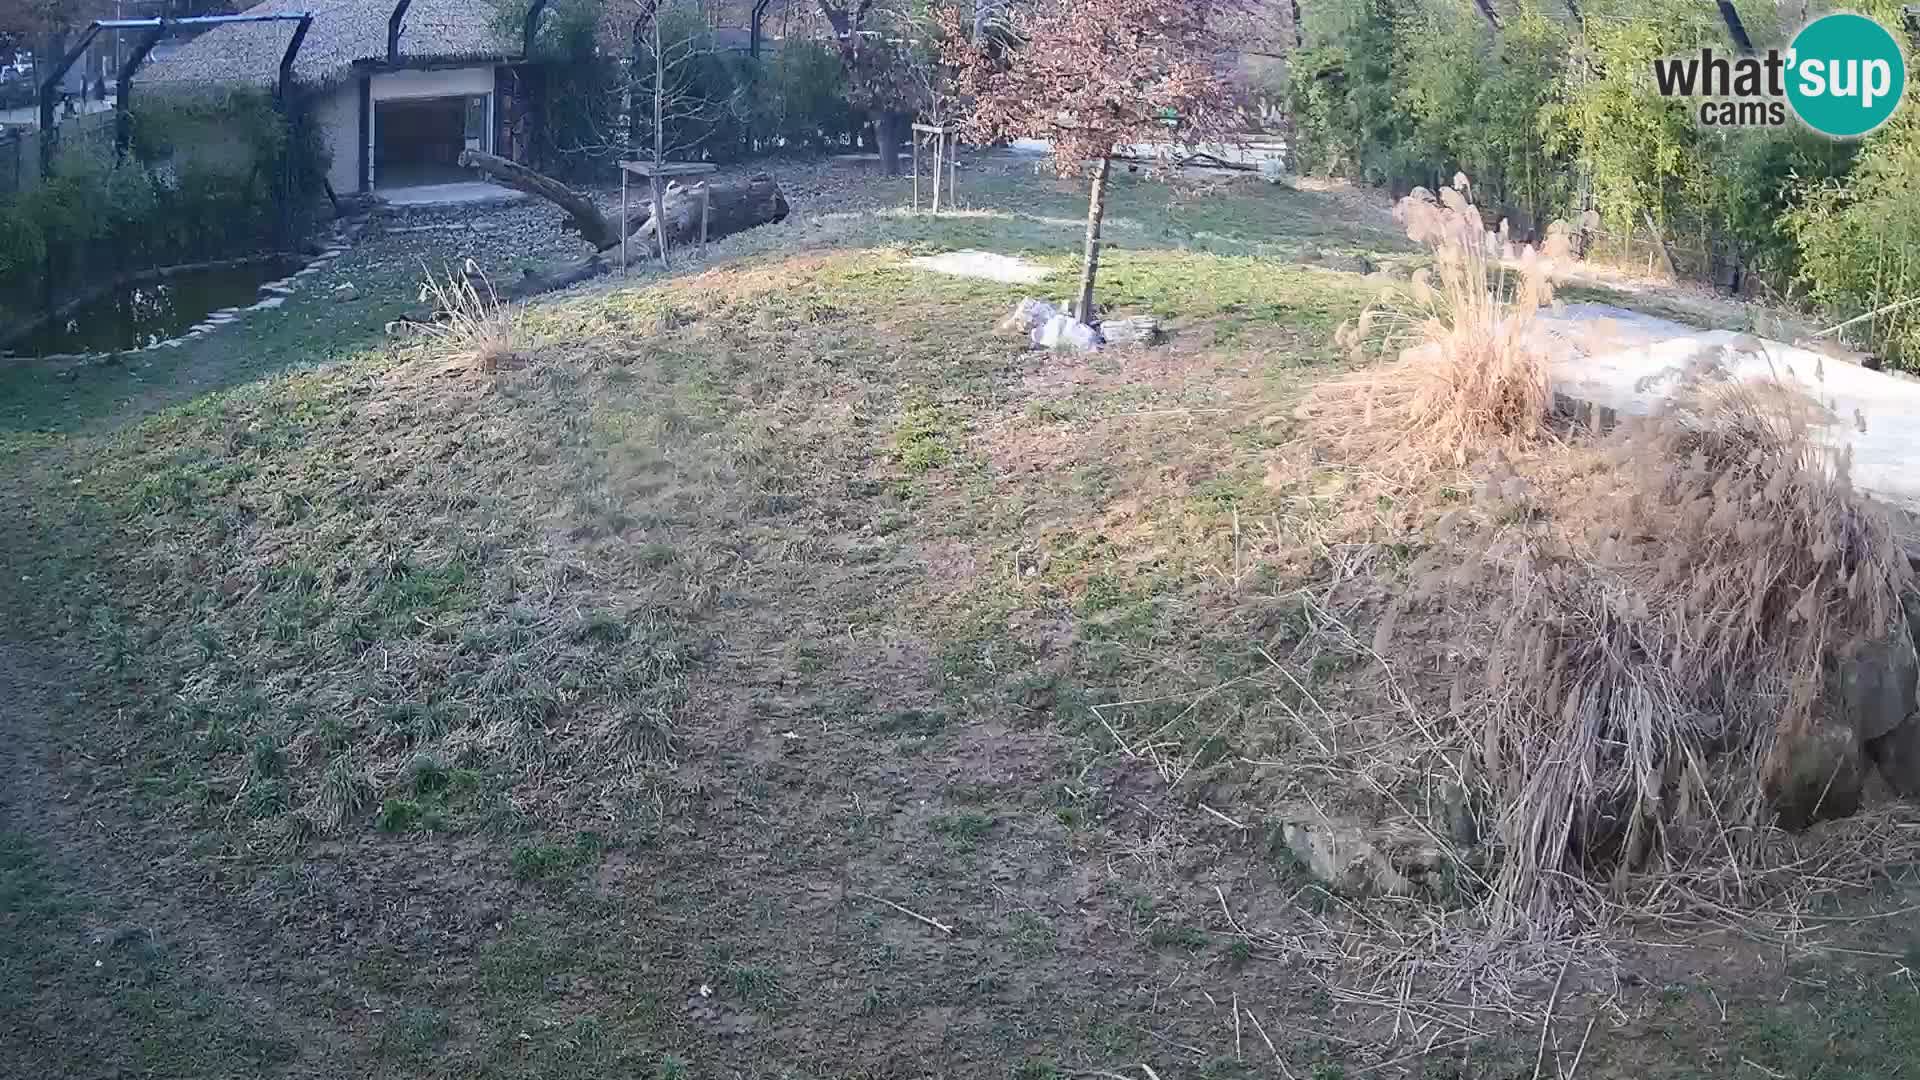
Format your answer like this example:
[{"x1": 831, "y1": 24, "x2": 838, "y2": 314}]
[{"x1": 946, "y1": 0, "x2": 1247, "y2": 323}]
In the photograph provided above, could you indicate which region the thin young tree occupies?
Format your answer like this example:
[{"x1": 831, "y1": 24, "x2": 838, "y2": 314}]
[{"x1": 945, "y1": 0, "x2": 1247, "y2": 323}]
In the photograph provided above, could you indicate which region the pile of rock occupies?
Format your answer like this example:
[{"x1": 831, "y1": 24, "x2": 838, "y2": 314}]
[{"x1": 999, "y1": 298, "x2": 1164, "y2": 353}]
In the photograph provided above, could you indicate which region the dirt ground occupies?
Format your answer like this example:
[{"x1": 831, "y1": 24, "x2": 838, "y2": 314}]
[{"x1": 3, "y1": 158, "x2": 1918, "y2": 1080}]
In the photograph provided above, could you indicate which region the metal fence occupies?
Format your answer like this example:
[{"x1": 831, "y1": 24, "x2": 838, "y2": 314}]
[{"x1": 0, "y1": 127, "x2": 31, "y2": 196}]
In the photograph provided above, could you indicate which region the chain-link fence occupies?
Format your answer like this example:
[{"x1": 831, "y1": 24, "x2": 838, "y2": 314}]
[{"x1": 0, "y1": 128, "x2": 33, "y2": 196}]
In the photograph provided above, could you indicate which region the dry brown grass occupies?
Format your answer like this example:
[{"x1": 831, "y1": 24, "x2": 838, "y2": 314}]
[
  {"x1": 1283, "y1": 173, "x2": 1917, "y2": 949},
  {"x1": 413, "y1": 261, "x2": 525, "y2": 371},
  {"x1": 1376, "y1": 344, "x2": 1914, "y2": 933},
  {"x1": 1303, "y1": 176, "x2": 1571, "y2": 475}
]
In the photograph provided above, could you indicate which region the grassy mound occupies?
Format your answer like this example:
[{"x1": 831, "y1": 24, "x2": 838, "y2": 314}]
[{"x1": 8, "y1": 247, "x2": 1368, "y2": 851}]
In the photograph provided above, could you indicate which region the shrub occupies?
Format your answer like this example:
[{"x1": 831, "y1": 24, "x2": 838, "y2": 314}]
[
  {"x1": 1309, "y1": 176, "x2": 1569, "y2": 473},
  {"x1": 1789, "y1": 117, "x2": 1920, "y2": 370},
  {"x1": 413, "y1": 263, "x2": 524, "y2": 371},
  {"x1": 754, "y1": 41, "x2": 857, "y2": 152},
  {"x1": 0, "y1": 86, "x2": 327, "y2": 322},
  {"x1": 512, "y1": 0, "x2": 858, "y2": 177}
]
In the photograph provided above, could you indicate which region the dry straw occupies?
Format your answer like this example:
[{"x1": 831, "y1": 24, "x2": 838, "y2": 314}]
[
  {"x1": 1306, "y1": 174, "x2": 1572, "y2": 476},
  {"x1": 414, "y1": 259, "x2": 525, "y2": 371},
  {"x1": 1437, "y1": 347, "x2": 1914, "y2": 926},
  {"x1": 1301, "y1": 173, "x2": 1916, "y2": 933}
]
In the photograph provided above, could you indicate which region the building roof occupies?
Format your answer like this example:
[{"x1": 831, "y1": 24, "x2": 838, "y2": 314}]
[{"x1": 141, "y1": 0, "x2": 521, "y2": 90}]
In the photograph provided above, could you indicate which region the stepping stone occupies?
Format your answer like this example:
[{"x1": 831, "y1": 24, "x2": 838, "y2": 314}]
[{"x1": 251, "y1": 297, "x2": 286, "y2": 310}]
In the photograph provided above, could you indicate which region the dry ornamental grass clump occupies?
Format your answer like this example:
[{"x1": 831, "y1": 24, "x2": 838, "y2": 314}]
[
  {"x1": 1290, "y1": 173, "x2": 1916, "y2": 929},
  {"x1": 1414, "y1": 347, "x2": 1914, "y2": 926},
  {"x1": 1305, "y1": 174, "x2": 1573, "y2": 476},
  {"x1": 414, "y1": 261, "x2": 525, "y2": 372}
]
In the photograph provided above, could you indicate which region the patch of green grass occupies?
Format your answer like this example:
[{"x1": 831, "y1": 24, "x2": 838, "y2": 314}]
[
  {"x1": 726, "y1": 962, "x2": 783, "y2": 1005},
  {"x1": 894, "y1": 402, "x2": 955, "y2": 474},
  {"x1": 375, "y1": 797, "x2": 441, "y2": 833},
  {"x1": 873, "y1": 708, "x2": 948, "y2": 737},
  {"x1": 1008, "y1": 911, "x2": 1058, "y2": 959},
  {"x1": 1148, "y1": 923, "x2": 1209, "y2": 951},
  {"x1": 0, "y1": 831, "x2": 299, "y2": 1076},
  {"x1": 930, "y1": 812, "x2": 997, "y2": 848},
  {"x1": 509, "y1": 831, "x2": 609, "y2": 883},
  {"x1": 377, "y1": 1005, "x2": 452, "y2": 1062}
]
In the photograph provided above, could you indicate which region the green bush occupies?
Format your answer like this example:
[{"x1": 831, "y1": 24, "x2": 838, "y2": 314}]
[
  {"x1": 506, "y1": 0, "x2": 856, "y2": 177},
  {"x1": 1289, "y1": 0, "x2": 1569, "y2": 224},
  {"x1": 1287, "y1": 0, "x2": 1913, "y2": 334},
  {"x1": 755, "y1": 40, "x2": 857, "y2": 152},
  {"x1": 1790, "y1": 118, "x2": 1920, "y2": 370},
  {"x1": 0, "y1": 86, "x2": 327, "y2": 325}
]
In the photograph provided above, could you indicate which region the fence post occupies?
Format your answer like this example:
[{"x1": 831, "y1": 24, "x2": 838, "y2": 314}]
[{"x1": 116, "y1": 21, "x2": 169, "y2": 163}]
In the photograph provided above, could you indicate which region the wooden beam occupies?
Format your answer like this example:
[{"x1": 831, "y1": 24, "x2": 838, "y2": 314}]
[
  {"x1": 279, "y1": 14, "x2": 313, "y2": 110},
  {"x1": 115, "y1": 21, "x2": 167, "y2": 162},
  {"x1": 388, "y1": 0, "x2": 413, "y2": 64}
]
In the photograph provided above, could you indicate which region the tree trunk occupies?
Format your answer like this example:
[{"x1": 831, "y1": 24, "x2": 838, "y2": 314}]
[
  {"x1": 1076, "y1": 155, "x2": 1112, "y2": 323},
  {"x1": 461, "y1": 150, "x2": 790, "y2": 254},
  {"x1": 1716, "y1": 0, "x2": 1756, "y2": 54},
  {"x1": 650, "y1": 176, "x2": 670, "y2": 268},
  {"x1": 1642, "y1": 210, "x2": 1681, "y2": 279},
  {"x1": 481, "y1": 174, "x2": 789, "y2": 300},
  {"x1": 459, "y1": 150, "x2": 624, "y2": 249},
  {"x1": 874, "y1": 110, "x2": 905, "y2": 176}
]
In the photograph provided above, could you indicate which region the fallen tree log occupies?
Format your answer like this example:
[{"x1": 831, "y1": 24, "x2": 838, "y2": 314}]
[
  {"x1": 492, "y1": 175, "x2": 791, "y2": 299},
  {"x1": 457, "y1": 150, "x2": 789, "y2": 254},
  {"x1": 627, "y1": 175, "x2": 791, "y2": 252},
  {"x1": 458, "y1": 150, "x2": 625, "y2": 249}
]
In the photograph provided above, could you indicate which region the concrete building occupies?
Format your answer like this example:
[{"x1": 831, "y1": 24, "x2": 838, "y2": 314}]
[{"x1": 142, "y1": 0, "x2": 533, "y2": 197}]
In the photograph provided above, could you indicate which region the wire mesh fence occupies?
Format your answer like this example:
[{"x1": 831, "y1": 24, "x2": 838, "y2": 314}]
[{"x1": 0, "y1": 127, "x2": 32, "y2": 196}]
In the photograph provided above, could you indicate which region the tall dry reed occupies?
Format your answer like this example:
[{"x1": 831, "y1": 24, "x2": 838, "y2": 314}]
[
  {"x1": 1428, "y1": 346, "x2": 1912, "y2": 925},
  {"x1": 1307, "y1": 174, "x2": 1571, "y2": 474}
]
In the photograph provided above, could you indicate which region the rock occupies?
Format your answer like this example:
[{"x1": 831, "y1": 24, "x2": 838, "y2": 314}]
[
  {"x1": 1032, "y1": 314, "x2": 1101, "y2": 352},
  {"x1": 1276, "y1": 813, "x2": 1447, "y2": 897},
  {"x1": 1864, "y1": 591, "x2": 1920, "y2": 795},
  {"x1": 1765, "y1": 715, "x2": 1867, "y2": 830},
  {"x1": 1096, "y1": 314, "x2": 1163, "y2": 346},
  {"x1": 251, "y1": 297, "x2": 286, "y2": 311},
  {"x1": 332, "y1": 282, "x2": 360, "y2": 303},
  {"x1": 1830, "y1": 596, "x2": 1919, "y2": 742}
]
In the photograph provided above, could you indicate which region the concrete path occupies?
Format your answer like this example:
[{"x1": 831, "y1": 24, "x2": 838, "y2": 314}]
[
  {"x1": 1535, "y1": 302, "x2": 1920, "y2": 515},
  {"x1": 376, "y1": 181, "x2": 528, "y2": 209}
]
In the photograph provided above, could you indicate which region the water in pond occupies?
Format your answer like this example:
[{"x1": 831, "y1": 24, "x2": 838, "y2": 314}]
[{"x1": 12, "y1": 259, "x2": 301, "y2": 358}]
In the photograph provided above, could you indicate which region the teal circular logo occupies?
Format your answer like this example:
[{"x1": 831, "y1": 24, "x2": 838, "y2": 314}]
[{"x1": 1786, "y1": 13, "x2": 1907, "y2": 137}]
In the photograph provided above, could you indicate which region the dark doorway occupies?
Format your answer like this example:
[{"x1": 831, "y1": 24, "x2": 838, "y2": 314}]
[{"x1": 374, "y1": 95, "x2": 483, "y2": 188}]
